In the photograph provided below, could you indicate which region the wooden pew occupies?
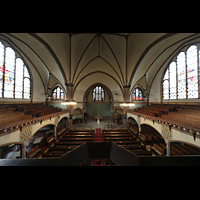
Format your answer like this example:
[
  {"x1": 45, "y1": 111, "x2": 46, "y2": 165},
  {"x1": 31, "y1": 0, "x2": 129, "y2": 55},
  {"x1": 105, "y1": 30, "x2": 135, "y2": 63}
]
[
  {"x1": 171, "y1": 143, "x2": 192, "y2": 155},
  {"x1": 27, "y1": 145, "x2": 41, "y2": 158},
  {"x1": 129, "y1": 125, "x2": 139, "y2": 135},
  {"x1": 59, "y1": 137, "x2": 94, "y2": 141},
  {"x1": 103, "y1": 133, "x2": 134, "y2": 137},
  {"x1": 151, "y1": 143, "x2": 165, "y2": 156},
  {"x1": 0, "y1": 114, "x2": 32, "y2": 125},
  {"x1": 42, "y1": 129, "x2": 95, "y2": 158},
  {"x1": 131, "y1": 149, "x2": 152, "y2": 156},
  {"x1": 182, "y1": 144, "x2": 200, "y2": 155},
  {"x1": 102, "y1": 129, "x2": 129, "y2": 133},
  {"x1": 0, "y1": 109, "x2": 15, "y2": 114},
  {"x1": 0, "y1": 112, "x2": 25, "y2": 119},
  {"x1": 162, "y1": 114, "x2": 200, "y2": 129}
]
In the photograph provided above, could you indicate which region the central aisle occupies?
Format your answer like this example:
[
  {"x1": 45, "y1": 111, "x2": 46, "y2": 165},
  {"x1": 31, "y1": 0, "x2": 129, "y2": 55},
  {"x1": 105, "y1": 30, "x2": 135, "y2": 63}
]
[
  {"x1": 93, "y1": 128, "x2": 104, "y2": 166},
  {"x1": 94, "y1": 128, "x2": 103, "y2": 142}
]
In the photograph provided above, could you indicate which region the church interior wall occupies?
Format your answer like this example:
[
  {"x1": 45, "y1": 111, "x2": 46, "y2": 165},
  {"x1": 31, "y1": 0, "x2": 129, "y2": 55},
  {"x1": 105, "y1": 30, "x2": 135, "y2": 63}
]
[{"x1": 73, "y1": 73, "x2": 123, "y2": 108}]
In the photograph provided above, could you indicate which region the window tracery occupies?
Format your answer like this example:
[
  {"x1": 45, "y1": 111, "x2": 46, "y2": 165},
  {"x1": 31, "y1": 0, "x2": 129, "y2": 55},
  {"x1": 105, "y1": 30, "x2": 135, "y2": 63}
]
[
  {"x1": 52, "y1": 86, "x2": 64, "y2": 100},
  {"x1": 132, "y1": 88, "x2": 143, "y2": 101},
  {"x1": 163, "y1": 44, "x2": 200, "y2": 100},
  {"x1": 92, "y1": 86, "x2": 105, "y2": 101},
  {"x1": 0, "y1": 41, "x2": 31, "y2": 99}
]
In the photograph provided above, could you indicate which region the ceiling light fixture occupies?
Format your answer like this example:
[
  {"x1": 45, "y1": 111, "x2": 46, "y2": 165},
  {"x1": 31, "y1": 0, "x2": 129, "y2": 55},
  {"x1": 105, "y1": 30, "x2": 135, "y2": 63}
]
[
  {"x1": 61, "y1": 100, "x2": 77, "y2": 105},
  {"x1": 120, "y1": 103, "x2": 135, "y2": 107}
]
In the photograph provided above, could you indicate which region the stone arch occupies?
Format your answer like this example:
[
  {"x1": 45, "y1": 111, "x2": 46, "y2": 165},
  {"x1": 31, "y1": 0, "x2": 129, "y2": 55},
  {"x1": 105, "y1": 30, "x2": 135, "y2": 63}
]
[
  {"x1": 56, "y1": 116, "x2": 68, "y2": 132},
  {"x1": 83, "y1": 83, "x2": 114, "y2": 118},
  {"x1": 23, "y1": 114, "x2": 68, "y2": 146},
  {"x1": 127, "y1": 112, "x2": 165, "y2": 141},
  {"x1": 141, "y1": 122, "x2": 166, "y2": 139},
  {"x1": 73, "y1": 107, "x2": 83, "y2": 115},
  {"x1": 24, "y1": 123, "x2": 55, "y2": 146},
  {"x1": 83, "y1": 83, "x2": 114, "y2": 104},
  {"x1": 128, "y1": 116, "x2": 139, "y2": 127},
  {"x1": 140, "y1": 121, "x2": 165, "y2": 141},
  {"x1": 72, "y1": 108, "x2": 83, "y2": 124},
  {"x1": 127, "y1": 113, "x2": 141, "y2": 127}
]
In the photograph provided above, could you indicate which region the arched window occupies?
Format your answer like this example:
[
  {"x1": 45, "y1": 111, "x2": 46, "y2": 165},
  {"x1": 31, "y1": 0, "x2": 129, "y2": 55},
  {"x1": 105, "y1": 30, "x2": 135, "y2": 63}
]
[
  {"x1": 52, "y1": 86, "x2": 64, "y2": 100},
  {"x1": 163, "y1": 44, "x2": 199, "y2": 100},
  {"x1": 132, "y1": 88, "x2": 143, "y2": 101},
  {"x1": 92, "y1": 86, "x2": 105, "y2": 101},
  {"x1": 0, "y1": 41, "x2": 31, "y2": 99}
]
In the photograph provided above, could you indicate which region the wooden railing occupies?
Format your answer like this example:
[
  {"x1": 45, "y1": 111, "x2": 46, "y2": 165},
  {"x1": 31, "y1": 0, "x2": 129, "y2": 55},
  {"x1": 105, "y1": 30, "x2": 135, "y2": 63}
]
[
  {"x1": 0, "y1": 110, "x2": 69, "y2": 135},
  {"x1": 128, "y1": 109, "x2": 200, "y2": 138},
  {"x1": 1, "y1": 142, "x2": 200, "y2": 166}
]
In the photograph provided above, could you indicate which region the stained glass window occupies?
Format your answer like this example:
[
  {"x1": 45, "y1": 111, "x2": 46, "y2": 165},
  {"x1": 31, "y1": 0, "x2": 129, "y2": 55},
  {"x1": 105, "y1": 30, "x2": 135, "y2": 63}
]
[
  {"x1": 163, "y1": 69, "x2": 169, "y2": 100},
  {"x1": 24, "y1": 78, "x2": 30, "y2": 99},
  {"x1": 163, "y1": 44, "x2": 200, "y2": 100},
  {"x1": 4, "y1": 47, "x2": 15, "y2": 98},
  {"x1": 96, "y1": 86, "x2": 99, "y2": 100},
  {"x1": 93, "y1": 88, "x2": 96, "y2": 101},
  {"x1": 187, "y1": 45, "x2": 198, "y2": 98},
  {"x1": 52, "y1": 86, "x2": 64, "y2": 100},
  {"x1": 92, "y1": 86, "x2": 105, "y2": 101},
  {"x1": 0, "y1": 42, "x2": 4, "y2": 98},
  {"x1": 15, "y1": 58, "x2": 23, "y2": 99},
  {"x1": 99, "y1": 86, "x2": 102, "y2": 100},
  {"x1": 132, "y1": 88, "x2": 143, "y2": 101},
  {"x1": 177, "y1": 52, "x2": 186, "y2": 99},
  {"x1": 0, "y1": 41, "x2": 31, "y2": 99},
  {"x1": 169, "y1": 62, "x2": 177, "y2": 99}
]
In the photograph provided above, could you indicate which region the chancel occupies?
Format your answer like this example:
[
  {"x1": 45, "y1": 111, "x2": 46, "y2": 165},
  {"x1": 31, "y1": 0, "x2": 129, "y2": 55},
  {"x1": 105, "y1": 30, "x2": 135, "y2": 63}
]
[{"x1": 1, "y1": 33, "x2": 200, "y2": 166}]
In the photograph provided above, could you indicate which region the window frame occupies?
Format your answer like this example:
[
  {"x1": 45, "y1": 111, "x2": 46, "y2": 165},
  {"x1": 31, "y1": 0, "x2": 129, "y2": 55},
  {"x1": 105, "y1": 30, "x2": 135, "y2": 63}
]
[
  {"x1": 92, "y1": 86, "x2": 105, "y2": 102},
  {"x1": 0, "y1": 40, "x2": 32, "y2": 100},
  {"x1": 132, "y1": 87, "x2": 144, "y2": 101},
  {"x1": 162, "y1": 43, "x2": 200, "y2": 100},
  {"x1": 52, "y1": 86, "x2": 65, "y2": 100}
]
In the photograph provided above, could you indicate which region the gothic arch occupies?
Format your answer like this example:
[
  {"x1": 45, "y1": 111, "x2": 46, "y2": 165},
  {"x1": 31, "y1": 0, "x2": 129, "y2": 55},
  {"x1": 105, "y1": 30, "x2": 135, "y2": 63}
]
[{"x1": 83, "y1": 83, "x2": 114, "y2": 117}]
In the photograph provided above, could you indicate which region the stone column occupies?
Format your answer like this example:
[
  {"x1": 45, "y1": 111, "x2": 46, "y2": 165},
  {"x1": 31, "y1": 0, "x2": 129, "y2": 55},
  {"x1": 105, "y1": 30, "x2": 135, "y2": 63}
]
[
  {"x1": 166, "y1": 142, "x2": 171, "y2": 156},
  {"x1": 123, "y1": 107, "x2": 128, "y2": 127},
  {"x1": 54, "y1": 126, "x2": 57, "y2": 140},
  {"x1": 21, "y1": 144, "x2": 27, "y2": 159},
  {"x1": 68, "y1": 105, "x2": 74, "y2": 127},
  {"x1": 65, "y1": 82, "x2": 75, "y2": 128},
  {"x1": 138, "y1": 124, "x2": 141, "y2": 136},
  {"x1": 122, "y1": 85, "x2": 131, "y2": 127}
]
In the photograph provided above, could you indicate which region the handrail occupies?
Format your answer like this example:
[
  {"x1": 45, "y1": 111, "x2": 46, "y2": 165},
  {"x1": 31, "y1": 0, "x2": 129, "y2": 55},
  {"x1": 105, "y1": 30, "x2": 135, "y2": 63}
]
[
  {"x1": 1, "y1": 141, "x2": 200, "y2": 166},
  {"x1": 127, "y1": 110, "x2": 200, "y2": 138},
  {"x1": 0, "y1": 142, "x2": 140, "y2": 166}
]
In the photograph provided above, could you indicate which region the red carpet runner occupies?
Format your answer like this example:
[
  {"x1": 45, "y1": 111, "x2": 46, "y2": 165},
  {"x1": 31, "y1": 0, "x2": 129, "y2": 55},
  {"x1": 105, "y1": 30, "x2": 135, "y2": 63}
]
[
  {"x1": 93, "y1": 128, "x2": 104, "y2": 166},
  {"x1": 94, "y1": 128, "x2": 103, "y2": 142}
]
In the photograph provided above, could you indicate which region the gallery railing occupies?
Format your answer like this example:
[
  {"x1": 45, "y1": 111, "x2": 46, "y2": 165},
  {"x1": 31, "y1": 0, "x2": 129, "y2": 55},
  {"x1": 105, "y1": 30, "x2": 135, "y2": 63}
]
[{"x1": 1, "y1": 142, "x2": 200, "y2": 166}]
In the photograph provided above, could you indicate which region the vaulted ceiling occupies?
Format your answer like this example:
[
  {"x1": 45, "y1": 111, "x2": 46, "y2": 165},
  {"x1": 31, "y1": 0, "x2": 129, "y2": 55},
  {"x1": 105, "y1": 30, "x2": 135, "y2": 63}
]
[{"x1": 1, "y1": 33, "x2": 200, "y2": 101}]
